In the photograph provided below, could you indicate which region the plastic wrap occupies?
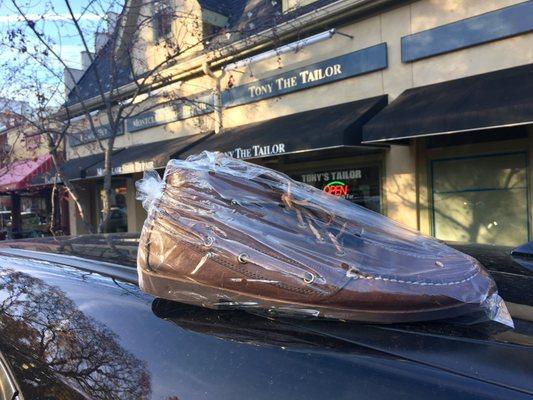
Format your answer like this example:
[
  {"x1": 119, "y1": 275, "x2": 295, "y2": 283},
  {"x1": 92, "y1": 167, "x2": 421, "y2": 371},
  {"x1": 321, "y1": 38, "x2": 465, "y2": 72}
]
[{"x1": 136, "y1": 151, "x2": 513, "y2": 326}]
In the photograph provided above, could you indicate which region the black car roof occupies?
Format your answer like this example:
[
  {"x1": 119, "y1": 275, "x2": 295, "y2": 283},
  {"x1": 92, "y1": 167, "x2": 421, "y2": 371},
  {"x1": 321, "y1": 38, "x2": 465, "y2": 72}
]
[{"x1": 0, "y1": 234, "x2": 532, "y2": 399}]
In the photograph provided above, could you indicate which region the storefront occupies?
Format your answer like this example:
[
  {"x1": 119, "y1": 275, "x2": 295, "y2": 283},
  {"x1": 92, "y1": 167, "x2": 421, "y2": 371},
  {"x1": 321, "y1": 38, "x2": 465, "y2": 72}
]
[
  {"x1": 363, "y1": 64, "x2": 533, "y2": 247},
  {"x1": 63, "y1": 134, "x2": 210, "y2": 234},
  {"x1": 63, "y1": 0, "x2": 533, "y2": 247},
  {"x1": 0, "y1": 155, "x2": 64, "y2": 238},
  {"x1": 96, "y1": 180, "x2": 129, "y2": 233}
]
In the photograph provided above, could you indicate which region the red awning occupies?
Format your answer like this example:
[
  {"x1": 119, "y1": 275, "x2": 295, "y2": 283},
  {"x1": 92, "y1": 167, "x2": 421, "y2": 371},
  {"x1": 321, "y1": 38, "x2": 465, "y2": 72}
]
[{"x1": 0, "y1": 155, "x2": 53, "y2": 192}]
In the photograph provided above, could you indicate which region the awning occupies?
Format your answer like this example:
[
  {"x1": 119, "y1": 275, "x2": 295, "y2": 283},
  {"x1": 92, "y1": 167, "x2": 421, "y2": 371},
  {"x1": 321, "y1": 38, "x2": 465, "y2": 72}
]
[
  {"x1": 181, "y1": 96, "x2": 388, "y2": 160},
  {"x1": 0, "y1": 155, "x2": 53, "y2": 192},
  {"x1": 363, "y1": 63, "x2": 533, "y2": 143},
  {"x1": 31, "y1": 152, "x2": 108, "y2": 186},
  {"x1": 85, "y1": 133, "x2": 211, "y2": 177}
]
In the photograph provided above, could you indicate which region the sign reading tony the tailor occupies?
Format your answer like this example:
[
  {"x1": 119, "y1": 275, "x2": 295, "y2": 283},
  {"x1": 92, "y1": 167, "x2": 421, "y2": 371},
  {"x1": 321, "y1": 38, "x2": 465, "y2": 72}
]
[
  {"x1": 222, "y1": 43, "x2": 387, "y2": 107},
  {"x1": 225, "y1": 143, "x2": 286, "y2": 159},
  {"x1": 125, "y1": 43, "x2": 387, "y2": 133}
]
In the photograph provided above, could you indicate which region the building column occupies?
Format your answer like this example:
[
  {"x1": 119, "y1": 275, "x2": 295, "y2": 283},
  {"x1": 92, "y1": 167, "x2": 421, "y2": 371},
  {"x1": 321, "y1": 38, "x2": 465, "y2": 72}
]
[
  {"x1": 383, "y1": 143, "x2": 418, "y2": 230},
  {"x1": 68, "y1": 183, "x2": 93, "y2": 235},
  {"x1": 126, "y1": 174, "x2": 147, "y2": 233},
  {"x1": 415, "y1": 138, "x2": 431, "y2": 236}
]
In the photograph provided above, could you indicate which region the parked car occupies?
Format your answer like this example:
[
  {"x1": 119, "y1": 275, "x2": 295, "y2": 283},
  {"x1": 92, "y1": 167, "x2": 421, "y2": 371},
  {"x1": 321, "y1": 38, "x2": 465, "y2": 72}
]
[{"x1": 0, "y1": 234, "x2": 531, "y2": 400}]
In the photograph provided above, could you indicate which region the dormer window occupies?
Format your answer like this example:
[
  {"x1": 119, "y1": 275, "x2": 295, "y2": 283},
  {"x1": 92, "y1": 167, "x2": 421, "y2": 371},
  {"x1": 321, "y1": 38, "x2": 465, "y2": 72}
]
[{"x1": 153, "y1": 0, "x2": 173, "y2": 41}]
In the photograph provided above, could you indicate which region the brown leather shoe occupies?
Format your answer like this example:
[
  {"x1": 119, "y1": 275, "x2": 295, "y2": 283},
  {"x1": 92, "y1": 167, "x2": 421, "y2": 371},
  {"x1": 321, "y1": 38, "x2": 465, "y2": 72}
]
[{"x1": 137, "y1": 152, "x2": 509, "y2": 324}]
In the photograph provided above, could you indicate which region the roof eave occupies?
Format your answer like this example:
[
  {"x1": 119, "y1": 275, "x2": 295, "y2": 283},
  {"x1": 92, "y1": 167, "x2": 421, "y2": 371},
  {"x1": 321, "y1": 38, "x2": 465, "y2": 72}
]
[{"x1": 63, "y1": 0, "x2": 402, "y2": 116}]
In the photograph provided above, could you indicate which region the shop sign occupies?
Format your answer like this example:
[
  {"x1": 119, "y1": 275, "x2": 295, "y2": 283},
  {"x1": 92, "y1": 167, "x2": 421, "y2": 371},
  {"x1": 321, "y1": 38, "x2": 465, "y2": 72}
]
[
  {"x1": 70, "y1": 122, "x2": 124, "y2": 147},
  {"x1": 323, "y1": 181, "x2": 348, "y2": 197},
  {"x1": 96, "y1": 160, "x2": 155, "y2": 176},
  {"x1": 125, "y1": 43, "x2": 387, "y2": 133},
  {"x1": 298, "y1": 166, "x2": 381, "y2": 212},
  {"x1": 222, "y1": 43, "x2": 387, "y2": 107},
  {"x1": 126, "y1": 109, "x2": 174, "y2": 132},
  {"x1": 127, "y1": 96, "x2": 214, "y2": 133},
  {"x1": 301, "y1": 169, "x2": 363, "y2": 185},
  {"x1": 225, "y1": 143, "x2": 286, "y2": 159}
]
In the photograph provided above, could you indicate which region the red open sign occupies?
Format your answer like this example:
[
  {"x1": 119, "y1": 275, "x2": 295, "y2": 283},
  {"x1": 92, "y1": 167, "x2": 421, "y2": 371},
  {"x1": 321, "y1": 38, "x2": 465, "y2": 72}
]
[{"x1": 323, "y1": 181, "x2": 348, "y2": 197}]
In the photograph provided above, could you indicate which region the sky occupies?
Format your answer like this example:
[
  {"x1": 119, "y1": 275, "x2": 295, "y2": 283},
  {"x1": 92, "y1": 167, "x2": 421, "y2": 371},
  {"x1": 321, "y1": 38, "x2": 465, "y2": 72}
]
[
  {"x1": 0, "y1": 0, "x2": 123, "y2": 105},
  {"x1": 0, "y1": 0, "x2": 117, "y2": 66}
]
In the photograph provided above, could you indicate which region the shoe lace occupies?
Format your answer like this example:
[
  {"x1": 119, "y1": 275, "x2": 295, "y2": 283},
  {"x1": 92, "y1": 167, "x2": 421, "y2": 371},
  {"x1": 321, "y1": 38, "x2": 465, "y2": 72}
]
[{"x1": 280, "y1": 180, "x2": 348, "y2": 255}]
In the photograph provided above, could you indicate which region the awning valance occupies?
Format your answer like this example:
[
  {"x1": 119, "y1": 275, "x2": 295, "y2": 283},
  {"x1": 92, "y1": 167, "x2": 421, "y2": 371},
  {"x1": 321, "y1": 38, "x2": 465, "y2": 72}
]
[
  {"x1": 181, "y1": 96, "x2": 388, "y2": 160},
  {"x1": 31, "y1": 152, "x2": 108, "y2": 186},
  {"x1": 85, "y1": 133, "x2": 211, "y2": 178},
  {"x1": 362, "y1": 63, "x2": 533, "y2": 143},
  {"x1": 0, "y1": 155, "x2": 53, "y2": 192}
]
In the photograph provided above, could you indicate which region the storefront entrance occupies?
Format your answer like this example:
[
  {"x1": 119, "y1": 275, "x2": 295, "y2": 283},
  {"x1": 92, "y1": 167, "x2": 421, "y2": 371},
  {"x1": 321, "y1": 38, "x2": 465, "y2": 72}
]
[{"x1": 431, "y1": 152, "x2": 529, "y2": 246}]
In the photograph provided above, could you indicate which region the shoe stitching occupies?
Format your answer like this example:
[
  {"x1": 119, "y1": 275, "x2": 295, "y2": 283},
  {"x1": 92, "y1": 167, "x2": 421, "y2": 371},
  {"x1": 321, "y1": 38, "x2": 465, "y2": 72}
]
[
  {"x1": 352, "y1": 268, "x2": 480, "y2": 286},
  {"x1": 176, "y1": 238, "x2": 327, "y2": 296}
]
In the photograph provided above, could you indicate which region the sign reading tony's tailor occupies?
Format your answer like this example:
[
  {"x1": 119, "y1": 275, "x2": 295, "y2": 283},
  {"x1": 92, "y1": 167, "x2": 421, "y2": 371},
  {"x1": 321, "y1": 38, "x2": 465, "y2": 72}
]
[
  {"x1": 222, "y1": 43, "x2": 387, "y2": 107},
  {"x1": 125, "y1": 43, "x2": 387, "y2": 133},
  {"x1": 297, "y1": 166, "x2": 381, "y2": 212}
]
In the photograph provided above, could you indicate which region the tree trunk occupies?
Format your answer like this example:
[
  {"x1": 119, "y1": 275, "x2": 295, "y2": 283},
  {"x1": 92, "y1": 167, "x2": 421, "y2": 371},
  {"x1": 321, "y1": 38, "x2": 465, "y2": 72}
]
[
  {"x1": 98, "y1": 140, "x2": 115, "y2": 233},
  {"x1": 46, "y1": 135, "x2": 94, "y2": 234}
]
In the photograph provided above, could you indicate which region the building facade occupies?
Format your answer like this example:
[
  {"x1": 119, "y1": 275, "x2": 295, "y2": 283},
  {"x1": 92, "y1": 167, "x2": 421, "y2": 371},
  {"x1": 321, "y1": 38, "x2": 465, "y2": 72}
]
[
  {"x1": 63, "y1": 0, "x2": 533, "y2": 247},
  {"x1": 0, "y1": 121, "x2": 68, "y2": 238}
]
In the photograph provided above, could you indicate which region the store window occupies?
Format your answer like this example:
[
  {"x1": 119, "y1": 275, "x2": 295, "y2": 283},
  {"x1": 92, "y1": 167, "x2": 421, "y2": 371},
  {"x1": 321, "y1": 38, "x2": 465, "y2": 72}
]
[
  {"x1": 294, "y1": 165, "x2": 381, "y2": 213},
  {"x1": 431, "y1": 152, "x2": 529, "y2": 246},
  {"x1": 98, "y1": 180, "x2": 128, "y2": 233},
  {"x1": 20, "y1": 195, "x2": 50, "y2": 236}
]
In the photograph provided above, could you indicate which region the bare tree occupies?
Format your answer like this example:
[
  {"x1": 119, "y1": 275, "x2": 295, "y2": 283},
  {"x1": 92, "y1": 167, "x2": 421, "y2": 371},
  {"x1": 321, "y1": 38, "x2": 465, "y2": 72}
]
[{"x1": 0, "y1": 0, "x2": 306, "y2": 233}]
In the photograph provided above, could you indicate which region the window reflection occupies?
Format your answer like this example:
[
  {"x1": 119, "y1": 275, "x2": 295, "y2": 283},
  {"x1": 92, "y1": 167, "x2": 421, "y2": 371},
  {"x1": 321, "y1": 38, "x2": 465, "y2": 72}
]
[
  {"x1": 0, "y1": 269, "x2": 151, "y2": 399},
  {"x1": 432, "y1": 153, "x2": 529, "y2": 246}
]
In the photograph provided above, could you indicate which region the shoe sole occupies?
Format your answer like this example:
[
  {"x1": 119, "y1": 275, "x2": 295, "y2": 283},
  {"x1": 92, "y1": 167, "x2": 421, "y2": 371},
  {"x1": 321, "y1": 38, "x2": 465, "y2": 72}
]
[{"x1": 139, "y1": 268, "x2": 479, "y2": 324}]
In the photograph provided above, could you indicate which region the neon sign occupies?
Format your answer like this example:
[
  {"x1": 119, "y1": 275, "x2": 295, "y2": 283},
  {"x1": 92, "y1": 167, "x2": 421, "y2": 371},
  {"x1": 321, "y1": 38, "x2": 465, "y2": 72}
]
[{"x1": 323, "y1": 181, "x2": 348, "y2": 197}]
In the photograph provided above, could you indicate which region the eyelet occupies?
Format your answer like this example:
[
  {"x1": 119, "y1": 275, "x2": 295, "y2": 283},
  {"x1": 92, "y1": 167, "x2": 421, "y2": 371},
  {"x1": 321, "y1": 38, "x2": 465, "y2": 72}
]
[
  {"x1": 346, "y1": 267, "x2": 359, "y2": 279},
  {"x1": 204, "y1": 236, "x2": 214, "y2": 247},
  {"x1": 303, "y1": 272, "x2": 315, "y2": 284},
  {"x1": 237, "y1": 253, "x2": 249, "y2": 264}
]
